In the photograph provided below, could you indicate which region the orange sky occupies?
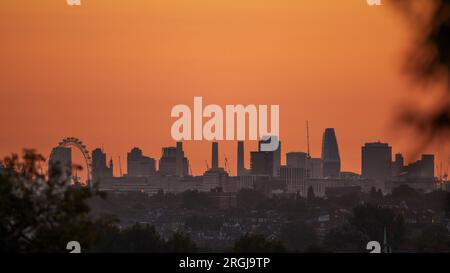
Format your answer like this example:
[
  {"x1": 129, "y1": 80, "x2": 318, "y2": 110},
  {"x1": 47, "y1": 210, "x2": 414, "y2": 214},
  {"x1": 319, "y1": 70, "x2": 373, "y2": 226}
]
[{"x1": 0, "y1": 0, "x2": 441, "y2": 178}]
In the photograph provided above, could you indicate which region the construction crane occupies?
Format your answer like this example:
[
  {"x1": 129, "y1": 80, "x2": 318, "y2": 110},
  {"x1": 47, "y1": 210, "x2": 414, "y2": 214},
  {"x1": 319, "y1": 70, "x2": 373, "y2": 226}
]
[
  {"x1": 224, "y1": 154, "x2": 230, "y2": 174},
  {"x1": 437, "y1": 155, "x2": 450, "y2": 181},
  {"x1": 118, "y1": 156, "x2": 123, "y2": 177}
]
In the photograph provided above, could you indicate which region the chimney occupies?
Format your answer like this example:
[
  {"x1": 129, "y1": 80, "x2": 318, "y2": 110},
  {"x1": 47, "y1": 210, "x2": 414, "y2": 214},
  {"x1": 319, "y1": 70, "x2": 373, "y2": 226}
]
[
  {"x1": 237, "y1": 141, "x2": 244, "y2": 176},
  {"x1": 212, "y1": 142, "x2": 218, "y2": 169},
  {"x1": 176, "y1": 142, "x2": 183, "y2": 177}
]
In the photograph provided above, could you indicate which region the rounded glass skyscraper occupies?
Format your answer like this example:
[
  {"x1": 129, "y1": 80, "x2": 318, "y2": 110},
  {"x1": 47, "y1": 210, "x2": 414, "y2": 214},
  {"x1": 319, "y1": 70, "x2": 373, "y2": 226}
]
[{"x1": 321, "y1": 128, "x2": 341, "y2": 177}]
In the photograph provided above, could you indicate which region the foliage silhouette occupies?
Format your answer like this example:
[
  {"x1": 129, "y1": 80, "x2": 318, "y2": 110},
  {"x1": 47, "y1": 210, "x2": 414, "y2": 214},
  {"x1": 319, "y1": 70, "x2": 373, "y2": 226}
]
[
  {"x1": 392, "y1": 0, "x2": 450, "y2": 150},
  {"x1": 0, "y1": 149, "x2": 111, "y2": 252},
  {"x1": 280, "y1": 221, "x2": 318, "y2": 252}
]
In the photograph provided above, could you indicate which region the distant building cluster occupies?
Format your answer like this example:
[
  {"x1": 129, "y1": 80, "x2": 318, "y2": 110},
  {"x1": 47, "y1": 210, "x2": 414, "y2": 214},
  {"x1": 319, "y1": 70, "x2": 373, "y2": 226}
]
[
  {"x1": 49, "y1": 146, "x2": 72, "y2": 181},
  {"x1": 48, "y1": 127, "x2": 447, "y2": 199}
]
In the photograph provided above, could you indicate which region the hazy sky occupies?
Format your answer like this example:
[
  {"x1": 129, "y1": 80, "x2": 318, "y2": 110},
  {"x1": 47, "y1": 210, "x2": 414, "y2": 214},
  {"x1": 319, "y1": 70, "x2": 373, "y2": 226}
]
[{"x1": 0, "y1": 0, "x2": 436, "y2": 178}]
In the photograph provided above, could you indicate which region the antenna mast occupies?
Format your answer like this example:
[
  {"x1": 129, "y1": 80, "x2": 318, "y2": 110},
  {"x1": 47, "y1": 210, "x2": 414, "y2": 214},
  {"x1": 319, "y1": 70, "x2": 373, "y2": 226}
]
[{"x1": 306, "y1": 120, "x2": 311, "y2": 158}]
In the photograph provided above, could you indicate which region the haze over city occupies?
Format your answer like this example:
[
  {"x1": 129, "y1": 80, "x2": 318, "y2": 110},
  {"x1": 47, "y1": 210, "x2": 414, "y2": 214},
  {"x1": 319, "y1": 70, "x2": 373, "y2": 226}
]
[{"x1": 2, "y1": 0, "x2": 446, "y2": 177}]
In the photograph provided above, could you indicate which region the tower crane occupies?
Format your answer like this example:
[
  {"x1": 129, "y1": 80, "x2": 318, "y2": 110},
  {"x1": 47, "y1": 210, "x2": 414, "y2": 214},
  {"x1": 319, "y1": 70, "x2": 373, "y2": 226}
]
[
  {"x1": 224, "y1": 154, "x2": 230, "y2": 174},
  {"x1": 118, "y1": 156, "x2": 123, "y2": 177}
]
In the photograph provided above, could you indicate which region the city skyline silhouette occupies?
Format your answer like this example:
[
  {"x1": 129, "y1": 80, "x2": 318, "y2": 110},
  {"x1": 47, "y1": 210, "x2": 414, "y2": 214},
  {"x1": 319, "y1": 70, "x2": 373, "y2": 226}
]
[{"x1": 2, "y1": 1, "x2": 447, "y2": 177}]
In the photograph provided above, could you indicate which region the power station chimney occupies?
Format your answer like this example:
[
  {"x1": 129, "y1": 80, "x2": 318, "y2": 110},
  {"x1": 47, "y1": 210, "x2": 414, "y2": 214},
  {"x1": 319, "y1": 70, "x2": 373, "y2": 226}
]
[
  {"x1": 237, "y1": 141, "x2": 244, "y2": 176},
  {"x1": 176, "y1": 142, "x2": 183, "y2": 177},
  {"x1": 212, "y1": 142, "x2": 219, "y2": 169}
]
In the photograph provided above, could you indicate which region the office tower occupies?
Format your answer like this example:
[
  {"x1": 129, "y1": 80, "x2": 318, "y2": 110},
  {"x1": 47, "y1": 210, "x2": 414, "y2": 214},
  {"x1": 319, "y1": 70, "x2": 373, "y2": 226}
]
[
  {"x1": 286, "y1": 152, "x2": 323, "y2": 178},
  {"x1": 286, "y1": 152, "x2": 309, "y2": 168},
  {"x1": 361, "y1": 142, "x2": 392, "y2": 180},
  {"x1": 237, "y1": 141, "x2": 245, "y2": 176},
  {"x1": 127, "y1": 147, "x2": 156, "y2": 177},
  {"x1": 159, "y1": 146, "x2": 189, "y2": 176},
  {"x1": 212, "y1": 142, "x2": 219, "y2": 169},
  {"x1": 159, "y1": 147, "x2": 176, "y2": 175},
  {"x1": 404, "y1": 154, "x2": 435, "y2": 179},
  {"x1": 127, "y1": 147, "x2": 143, "y2": 176},
  {"x1": 92, "y1": 148, "x2": 113, "y2": 181},
  {"x1": 176, "y1": 142, "x2": 184, "y2": 177},
  {"x1": 140, "y1": 156, "x2": 156, "y2": 175},
  {"x1": 258, "y1": 136, "x2": 281, "y2": 177},
  {"x1": 420, "y1": 154, "x2": 435, "y2": 178},
  {"x1": 250, "y1": 151, "x2": 274, "y2": 176},
  {"x1": 392, "y1": 153, "x2": 404, "y2": 177},
  {"x1": 49, "y1": 146, "x2": 72, "y2": 180},
  {"x1": 321, "y1": 128, "x2": 341, "y2": 177},
  {"x1": 280, "y1": 166, "x2": 308, "y2": 195},
  {"x1": 309, "y1": 158, "x2": 323, "y2": 178},
  {"x1": 273, "y1": 140, "x2": 281, "y2": 177}
]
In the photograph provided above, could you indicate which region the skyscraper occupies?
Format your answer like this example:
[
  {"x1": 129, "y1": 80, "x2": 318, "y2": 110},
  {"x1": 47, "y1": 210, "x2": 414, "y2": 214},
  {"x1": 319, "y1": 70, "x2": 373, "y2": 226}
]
[
  {"x1": 258, "y1": 137, "x2": 281, "y2": 177},
  {"x1": 286, "y1": 152, "x2": 309, "y2": 169},
  {"x1": 49, "y1": 146, "x2": 72, "y2": 180},
  {"x1": 250, "y1": 151, "x2": 274, "y2": 176},
  {"x1": 286, "y1": 152, "x2": 323, "y2": 178},
  {"x1": 127, "y1": 147, "x2": 143, "y2": 176},
  {"x1": 321, "y1": 128, "x2": 341, "y2": 177},
  {"x1": 404, "y1": 154, "x2": 435, "y2": 179},
  {"x1": 273, "y1": 140, "x2": 281, "y2": 177},
  {"x1": 127, "y1": 147, "x2": 156, "y2": 177},
  {"x1": 420, "y1": 154, "x2": 435, "y2": 178},
  {"x1": 361, "y1": 142, "x2": 392, "y2": 180},
  {"x1": 92, "y1": 148, "x2": 113, "y2": 181},
  {"x1": 309, "y1": 158, "x2": 323, "y2": 178},
  {"x1": 280, "y1": 166, "x2": 308, "y2": 195},
  {"x1": 392, "y1": 153, "x2": 404, "y2": 177}
]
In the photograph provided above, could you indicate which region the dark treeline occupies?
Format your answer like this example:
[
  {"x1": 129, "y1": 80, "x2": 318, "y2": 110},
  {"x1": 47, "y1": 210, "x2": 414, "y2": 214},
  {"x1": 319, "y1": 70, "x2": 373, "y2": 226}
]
[{"x1": 2, "y1": 150, "x2": 450, "y2": 253}]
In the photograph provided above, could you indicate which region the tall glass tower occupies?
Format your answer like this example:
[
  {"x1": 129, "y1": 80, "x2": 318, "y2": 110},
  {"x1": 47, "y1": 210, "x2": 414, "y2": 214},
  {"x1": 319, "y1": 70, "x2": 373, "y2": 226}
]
[{"x1": 321, "y1": 128, "x2": 341, "y2": 177}]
